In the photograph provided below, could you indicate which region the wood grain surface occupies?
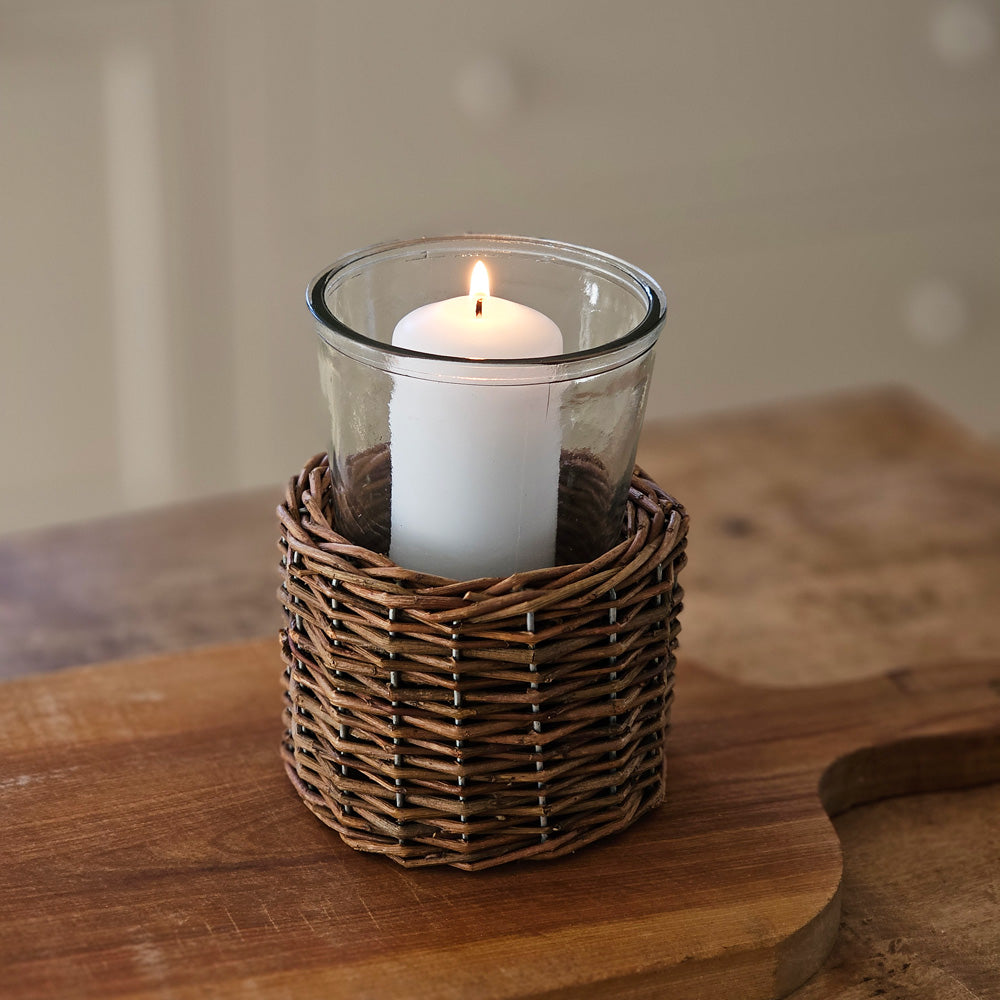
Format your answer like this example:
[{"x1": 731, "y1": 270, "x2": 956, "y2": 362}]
[
  {"x1": 637, "y1": 385, "x2": 1000, "y2": 687},
  {"x1": 1, "y1": 637, "x2": 998, "y2": 999},
  {"x1": 1, "y1": 385, "x2": 999, "y2": 997},
  {"x1": 0, "y1": 488, "x2": 281, "y2": 679}
]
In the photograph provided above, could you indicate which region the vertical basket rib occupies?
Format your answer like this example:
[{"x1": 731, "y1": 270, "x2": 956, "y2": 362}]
[{"x1": 278, "y1": 453, "x2": 687, "y2": 870}]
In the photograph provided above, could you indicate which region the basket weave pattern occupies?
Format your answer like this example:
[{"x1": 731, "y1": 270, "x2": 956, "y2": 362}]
[{"x1": 278, "y1": 453, "x2": 688, "y2": 870}]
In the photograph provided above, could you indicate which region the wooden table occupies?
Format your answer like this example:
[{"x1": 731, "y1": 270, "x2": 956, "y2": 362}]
[{"x1": 2, "y1": 386, "x2": 998, "y2": 997}]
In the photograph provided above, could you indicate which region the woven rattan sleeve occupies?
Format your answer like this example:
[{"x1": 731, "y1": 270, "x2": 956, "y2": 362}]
[{"x1": 278, "y1": 454, "x2": 687, "y2": 870}]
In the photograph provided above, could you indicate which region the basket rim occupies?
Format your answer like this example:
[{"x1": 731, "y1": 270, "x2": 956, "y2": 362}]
[{"x1": 277, "y1": 453, "x2": 688, "y2": 620}]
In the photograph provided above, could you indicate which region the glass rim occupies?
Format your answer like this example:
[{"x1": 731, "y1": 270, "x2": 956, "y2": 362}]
[{"x1": 307, "y1": 234, "x2": 666, "y2": 373}]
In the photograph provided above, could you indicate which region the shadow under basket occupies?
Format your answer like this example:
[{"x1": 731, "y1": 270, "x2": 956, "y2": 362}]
[{"x1": 278, "y1": 453, "x2": 688, "y2": 871}]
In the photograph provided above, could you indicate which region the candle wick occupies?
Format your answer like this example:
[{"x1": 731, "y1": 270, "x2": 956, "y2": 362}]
[{"x1": 475, "y1": 296, "x2": 484, "y2": 318}]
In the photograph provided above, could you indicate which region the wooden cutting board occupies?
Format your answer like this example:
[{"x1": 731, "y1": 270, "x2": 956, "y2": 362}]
[{"x1": 2, "y1": 638, "x2": 998, "y2": 1000}]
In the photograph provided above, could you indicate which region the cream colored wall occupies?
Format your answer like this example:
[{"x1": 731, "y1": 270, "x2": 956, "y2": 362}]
[{"x1": 1, "y1": 0, "x2": 998, "y2": 534}]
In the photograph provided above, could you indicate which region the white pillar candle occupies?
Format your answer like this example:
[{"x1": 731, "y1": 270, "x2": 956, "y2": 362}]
[{"x1": 389, "y1": 261, "x2": 563, "y2": 579}]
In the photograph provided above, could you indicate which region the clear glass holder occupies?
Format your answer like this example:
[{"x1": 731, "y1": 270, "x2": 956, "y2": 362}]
[{"x1": 307, "y1": 234, "x2": 667, "y2": 580}]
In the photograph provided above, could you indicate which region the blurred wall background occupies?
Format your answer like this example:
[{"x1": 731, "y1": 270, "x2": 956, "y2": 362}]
[{"x1": 1, "y1": 0, "x2": 998, "y2": 534}]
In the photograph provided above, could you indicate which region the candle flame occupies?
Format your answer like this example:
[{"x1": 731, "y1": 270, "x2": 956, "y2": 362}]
[{"x1": 470, "y1": 260, "x2": 490, "y2": 318}]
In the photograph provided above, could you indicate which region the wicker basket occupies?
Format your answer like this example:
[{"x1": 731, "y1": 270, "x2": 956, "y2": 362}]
[{"x1": 278, "y1": 453, "x2": 688, "y2": 870}]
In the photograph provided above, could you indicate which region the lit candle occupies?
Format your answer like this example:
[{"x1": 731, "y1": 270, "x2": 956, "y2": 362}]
[{"x1": 389, "y1": 261, "x2": 563, "y2": 578}]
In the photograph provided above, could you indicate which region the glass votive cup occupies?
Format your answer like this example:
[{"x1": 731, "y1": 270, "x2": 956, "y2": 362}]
[{"x1": 307, "y1": 234, "x2": 666, "y2": 580}]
